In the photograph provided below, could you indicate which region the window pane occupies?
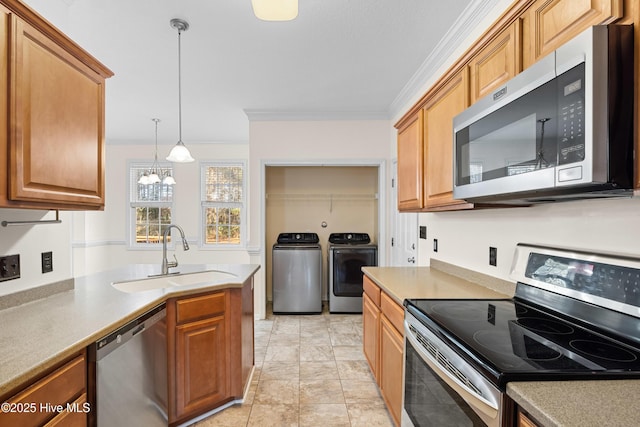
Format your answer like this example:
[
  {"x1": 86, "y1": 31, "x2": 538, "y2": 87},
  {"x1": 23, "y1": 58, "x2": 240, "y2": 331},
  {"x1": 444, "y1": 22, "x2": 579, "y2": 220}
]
[
  {"x1": 135, "y1": 206, "x2": 172, "y2": 244},
  {"x1": 205, "y1": 166, "x2": 243, "y2": 202},
  {"x1": 204, "y1": 207, "x2": 241, "y2": 244}
]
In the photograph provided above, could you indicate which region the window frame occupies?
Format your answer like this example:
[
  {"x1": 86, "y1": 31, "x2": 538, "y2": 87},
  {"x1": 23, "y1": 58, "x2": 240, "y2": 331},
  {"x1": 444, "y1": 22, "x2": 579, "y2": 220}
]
[
  {"x1": 199, "y1": 160, "x2": 247, "y2": 249},
  {"x1": 127, "y1": 160, "x2": 176, "y2": 250}
]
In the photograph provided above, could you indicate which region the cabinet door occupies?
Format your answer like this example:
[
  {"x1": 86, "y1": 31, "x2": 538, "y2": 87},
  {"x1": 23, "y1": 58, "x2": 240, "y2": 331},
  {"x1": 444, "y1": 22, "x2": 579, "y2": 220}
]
[
  {"x1": 469, "y1": 21, "x2": 521, "y2": 104},
  {"x1": 380, "y1": 315, "x2": 403, "y2": 427},
  {"x1": 363, "y1": 292, "x2": 380, "y2": 381},
  {"x1": 396, "y1": 110, "x2": 424, "y2": 211},
  {"x1": 174, "y1": 315, "x2": 228, "y2": 420},
  {"x1": 423, "y1": 70, "x2": 472, "y2": 210},
  {"x1": 522, "y1": 0, "x2": 623, "y2": 68},
  {"x1": 8, "y1": 16, "x2": 106, "y2": 208},
  {"x1": 518, "y1": 409, "x2": 540, "y2": 427}
]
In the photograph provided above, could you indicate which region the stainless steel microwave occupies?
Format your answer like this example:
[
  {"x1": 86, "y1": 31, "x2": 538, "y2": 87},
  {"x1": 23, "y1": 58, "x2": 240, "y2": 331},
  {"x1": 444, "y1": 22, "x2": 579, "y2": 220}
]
[{"x1": 453, "y1": 25, "x2": 634, "y2": 204}]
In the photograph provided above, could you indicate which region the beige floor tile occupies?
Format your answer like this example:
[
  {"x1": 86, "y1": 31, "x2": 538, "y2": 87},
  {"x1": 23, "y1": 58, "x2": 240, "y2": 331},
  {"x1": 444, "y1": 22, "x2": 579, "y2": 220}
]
[
  {"x1": 299, "y1": 403, "x2": 350, "y2": 427},
  {"x1": 248, "y1": 403, "x2": 299, "y2": 427},
  {"x1": 264, "y1": 344, "x2": 300, "y2": 362},
  {"x1": 269, "y1": 332, "x2": 301, "y2": 346},
  {"x1": 194, "y1": 403, "x2": 252, "y2": 426},
  {"x1": 300, "y1": 379, "x2": 345, "y2": 404},
  {"x1": 254, "y1": 380, "x2": 299, "y2": 405},
  {"x1": 332, "y1": 345, "x2": 365, "y2": 361},
  {"x1": 341, "y1": 379, "x2": 382, "y2": 403},
  {"x1": 300, "y1": 345, "x2": 334, "y2": 361},
  {"x1": 262, "y1": 360, "x2": 300, "y2": 380},
  {"x1": 300, "y1": 360, "x2": 340, "y2": 380},
  {"x1": 346, "y1": 402, "x2": 394, "y2": 427},
  {"x1": 330, "y1": 332, "x2": 362, "y2": 346},
  {"x1": 336, "y1": 360, "x2": 374, "y2": 381}
]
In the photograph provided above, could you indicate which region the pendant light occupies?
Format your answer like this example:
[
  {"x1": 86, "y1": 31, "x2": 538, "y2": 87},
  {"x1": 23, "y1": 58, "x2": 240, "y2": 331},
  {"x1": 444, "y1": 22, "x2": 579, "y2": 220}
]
[
  {"x1": 166, "y1": 18, "x2": 195, "y2": 163},
  {"x1": 251, "y1": 0, "x2": 298, "y2": 21},
  {"x1": 138, "y1": 118, "x2": 176, "y2": 185}
]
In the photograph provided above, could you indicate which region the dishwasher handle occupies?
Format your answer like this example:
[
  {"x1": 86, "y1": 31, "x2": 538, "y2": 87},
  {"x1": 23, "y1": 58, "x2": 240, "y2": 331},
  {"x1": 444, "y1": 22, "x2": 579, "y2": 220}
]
[{"x1": 94, "y1": 304, "x2": 166, "y2": 361}]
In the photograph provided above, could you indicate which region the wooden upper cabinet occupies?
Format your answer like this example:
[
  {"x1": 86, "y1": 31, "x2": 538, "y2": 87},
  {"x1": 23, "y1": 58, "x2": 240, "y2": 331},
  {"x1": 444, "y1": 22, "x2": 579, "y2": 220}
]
[
  {"x1": 423, "y1": 70, "x2": 473, "y2": 210},
  {"x1": 396, "y1": 110, "x2": 424, "y2": 211},
  {"x1": 522, "y1": 0, "x2": 623, "y2": 68},
  {"x1": 9, "y1": 16, "x2": 107, "y2": 208},
  {"x1": 0, "y1": 0, "x2": 113, "y2": 210},
  {"x1": 469, "y1": 21, "x2": 521, "y2": 104}
]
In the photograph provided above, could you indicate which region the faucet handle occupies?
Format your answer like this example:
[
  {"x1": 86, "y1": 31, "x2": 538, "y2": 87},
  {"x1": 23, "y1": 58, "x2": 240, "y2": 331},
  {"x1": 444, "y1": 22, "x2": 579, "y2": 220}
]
[{"x1": 167, "y1": 254, "x2": 179, "y2": 269}]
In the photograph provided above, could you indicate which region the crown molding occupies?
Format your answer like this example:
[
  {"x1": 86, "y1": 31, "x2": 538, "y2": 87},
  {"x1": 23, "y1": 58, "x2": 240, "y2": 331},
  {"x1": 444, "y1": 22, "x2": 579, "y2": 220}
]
[{"x1": 244, "y1": 110, "x2": 390, "y2": 122}]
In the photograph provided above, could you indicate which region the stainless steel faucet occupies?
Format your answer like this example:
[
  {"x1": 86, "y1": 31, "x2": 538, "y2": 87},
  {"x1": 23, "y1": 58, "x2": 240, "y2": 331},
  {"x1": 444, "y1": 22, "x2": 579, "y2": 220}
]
[{"x1": 161, "y1": 224, "x2": 190, "y2": 275}]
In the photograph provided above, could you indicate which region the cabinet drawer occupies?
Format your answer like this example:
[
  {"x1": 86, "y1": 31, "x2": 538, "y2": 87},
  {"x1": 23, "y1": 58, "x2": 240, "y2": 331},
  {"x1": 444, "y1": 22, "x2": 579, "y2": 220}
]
[
  {"x1": 0, "y1": 354, "x2": 86, "y2": 427},
  {"x1": 176, "y1": 291, "x2": 226, "y2": 324},
  {"x1": 363, "y1": 275, "x2": 381, "y2": 307},
  {"x1": 44, "y1": 394, "x2": 87, "y2": 427},
  {"x1": 381, "y1": 292, "x2": 404, "y2": 334}
]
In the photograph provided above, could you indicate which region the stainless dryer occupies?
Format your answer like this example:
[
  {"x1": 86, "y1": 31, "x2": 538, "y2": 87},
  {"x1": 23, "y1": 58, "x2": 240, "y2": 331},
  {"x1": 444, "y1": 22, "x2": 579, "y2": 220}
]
[{"x1": 328, "y1": 233, "x2": 377, "y2": 313}]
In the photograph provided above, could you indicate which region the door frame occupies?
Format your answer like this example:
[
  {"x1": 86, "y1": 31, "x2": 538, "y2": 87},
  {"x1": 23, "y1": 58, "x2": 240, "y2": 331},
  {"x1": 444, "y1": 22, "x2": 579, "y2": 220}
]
[{"x1": 256, "y1": 158, "x2": 388, "y2": 318}]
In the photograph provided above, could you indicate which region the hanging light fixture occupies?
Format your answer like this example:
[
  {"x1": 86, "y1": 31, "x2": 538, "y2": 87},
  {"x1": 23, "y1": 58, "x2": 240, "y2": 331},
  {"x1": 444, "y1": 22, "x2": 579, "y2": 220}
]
[
  {"x1": 166, "y1": 18, "x2": 195, "y2": 163},
  {"x1": 251, "y1": 0, "x2": 298, "y2": 21},
  {"x1": 138, "y1": 118, "x2": 176, "y2": 186}
]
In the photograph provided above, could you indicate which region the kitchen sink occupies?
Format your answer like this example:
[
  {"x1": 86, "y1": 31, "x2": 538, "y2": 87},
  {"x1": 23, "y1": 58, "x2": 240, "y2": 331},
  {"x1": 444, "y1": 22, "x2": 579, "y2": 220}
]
[{"x1": 112, "y1": 270, "x2": 238, "y2": 293}]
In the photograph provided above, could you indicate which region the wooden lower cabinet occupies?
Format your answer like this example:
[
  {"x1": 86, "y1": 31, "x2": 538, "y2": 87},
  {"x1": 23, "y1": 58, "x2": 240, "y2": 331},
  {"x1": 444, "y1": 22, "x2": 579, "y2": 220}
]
[
  {"x1": 174, "y1": 314, "x2": 228, "y2": 420},
  {"x1": 0, "y1": 351, "x2": 87, "y2": 427},
  {"x1": 517, "y1": 408, "x2": 540, "y2": 427},
  {"x1": 379, "y1": 315, "x2": 404, "y2": 425},
  {"x1": 362, "y1": 275, "x2": 404, "y2": 426},
  {"x1": 167, "y1": 280, "x2": 254, "y2": 426},
  {"x1": 363, "y1": 292, "x2": 380, "y2": 377}
]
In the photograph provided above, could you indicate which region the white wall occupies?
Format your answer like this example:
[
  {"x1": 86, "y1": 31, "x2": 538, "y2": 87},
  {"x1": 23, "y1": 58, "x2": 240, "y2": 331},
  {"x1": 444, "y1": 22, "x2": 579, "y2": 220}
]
[
  {"x1": 72, "y1": 142, "x2": 251, "y2": 277},
  {"x1": 421, "y1": 197, "x2": 640, "y2": 281},
  {"x1": 248, "y1": 119, "x2": 393, "y2": 318},
  {"x1": 0, "y1": 209, "x2": 73, "y2": 297}
]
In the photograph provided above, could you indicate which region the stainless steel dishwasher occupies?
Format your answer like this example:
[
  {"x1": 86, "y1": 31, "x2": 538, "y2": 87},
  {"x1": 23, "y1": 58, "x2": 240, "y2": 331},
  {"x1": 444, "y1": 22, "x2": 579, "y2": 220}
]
[{"x1": 90, "y1": 304, "x2": 167, "y2": 426}]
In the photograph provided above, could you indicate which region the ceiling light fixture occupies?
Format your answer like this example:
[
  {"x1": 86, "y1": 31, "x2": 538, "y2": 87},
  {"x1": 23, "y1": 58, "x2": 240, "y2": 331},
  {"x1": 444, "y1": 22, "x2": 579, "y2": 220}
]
[
  {"x1": 166, "y1": 18, "x2": 195, "y2": 163},
  {"x1": 139, "y1": 118, "x2": 176, "y2": 186},
  {"x1": 251, "y1": 0, "x2": 298, "y2": 21}
]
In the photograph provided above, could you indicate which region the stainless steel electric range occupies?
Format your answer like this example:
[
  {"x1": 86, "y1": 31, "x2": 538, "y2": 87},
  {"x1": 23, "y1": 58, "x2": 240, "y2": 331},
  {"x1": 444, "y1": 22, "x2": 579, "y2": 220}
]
[{"x1": 403, "y1": 244, "x2": 640, "y2": 427}]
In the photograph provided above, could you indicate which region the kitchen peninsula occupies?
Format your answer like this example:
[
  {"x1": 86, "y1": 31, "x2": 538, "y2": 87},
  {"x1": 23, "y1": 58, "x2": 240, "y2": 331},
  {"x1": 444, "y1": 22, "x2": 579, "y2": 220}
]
[{"x1": 0, "y1": 263, "x2": 259, "y2": 426}]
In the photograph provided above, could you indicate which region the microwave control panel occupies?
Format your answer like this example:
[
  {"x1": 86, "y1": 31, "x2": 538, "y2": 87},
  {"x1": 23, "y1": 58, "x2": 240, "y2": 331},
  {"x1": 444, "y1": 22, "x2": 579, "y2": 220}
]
[{"x1": 558, "y1": 63, "x2": 585, "y2": 165}]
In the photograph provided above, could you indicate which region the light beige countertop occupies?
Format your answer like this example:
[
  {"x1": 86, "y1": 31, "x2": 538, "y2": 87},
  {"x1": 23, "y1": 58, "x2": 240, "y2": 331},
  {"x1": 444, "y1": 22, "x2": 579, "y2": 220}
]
[
  {"x1": 0, "y1": 263, "x2": 259, "y2": 398},
  {"x1": 362, "y1": 265, "x2": 513, "y2": 305},
  {"x1": 508, "y1": 380, "x2": 640, "y2": 427}
]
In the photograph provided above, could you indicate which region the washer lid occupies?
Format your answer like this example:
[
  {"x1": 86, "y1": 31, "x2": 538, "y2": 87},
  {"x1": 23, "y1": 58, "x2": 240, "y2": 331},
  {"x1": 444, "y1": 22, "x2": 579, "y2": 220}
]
[
  {"x1": 276, "y1": 232, "x2": 320, "y2": 244},
  {"x1": 328, "y1": 233, "x2": 370, "y2": 244}
]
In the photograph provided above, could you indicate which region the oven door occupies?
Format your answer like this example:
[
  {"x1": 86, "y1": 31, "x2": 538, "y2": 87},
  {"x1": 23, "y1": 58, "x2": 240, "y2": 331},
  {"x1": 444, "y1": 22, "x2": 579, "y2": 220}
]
[{"x1": 402, "y1": 312, "x2": 503, "y2": 427}]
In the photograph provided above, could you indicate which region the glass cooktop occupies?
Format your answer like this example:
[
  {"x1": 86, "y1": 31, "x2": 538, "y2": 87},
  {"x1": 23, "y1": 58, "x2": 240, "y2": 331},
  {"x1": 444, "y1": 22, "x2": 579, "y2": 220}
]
[{"x1": 405, "y1": 297, "x2": 640, "y2": 386}]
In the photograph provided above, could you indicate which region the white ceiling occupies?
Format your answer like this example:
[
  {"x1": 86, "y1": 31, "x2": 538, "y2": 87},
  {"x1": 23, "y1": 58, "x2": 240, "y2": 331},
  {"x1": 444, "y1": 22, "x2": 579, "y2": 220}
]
[{"x1": 22, "y1": 0, "x2": 497, "y2": 144}]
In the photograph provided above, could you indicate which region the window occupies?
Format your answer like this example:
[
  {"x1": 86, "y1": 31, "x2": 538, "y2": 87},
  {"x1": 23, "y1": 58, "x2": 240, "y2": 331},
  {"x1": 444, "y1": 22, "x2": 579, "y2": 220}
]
[
  {"x1": 201, "y1": 162, "x2": 245, "y2": 246},
  {"x1": 129, "y1": 162, "x2": 174, "y2": 247}
]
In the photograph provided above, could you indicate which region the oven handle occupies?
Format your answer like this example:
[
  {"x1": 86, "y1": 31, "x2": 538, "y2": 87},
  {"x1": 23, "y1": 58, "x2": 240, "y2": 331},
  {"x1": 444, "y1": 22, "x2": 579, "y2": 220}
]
[{"x1": 405, "y1": 320, "x2": 500, "y2": 420}]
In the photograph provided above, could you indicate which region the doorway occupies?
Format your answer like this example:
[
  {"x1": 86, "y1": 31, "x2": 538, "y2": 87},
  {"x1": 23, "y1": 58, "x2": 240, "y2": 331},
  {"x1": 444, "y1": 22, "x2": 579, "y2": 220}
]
[{"x1": 265, "y1": 165, "x2": 380, "y2": 306}]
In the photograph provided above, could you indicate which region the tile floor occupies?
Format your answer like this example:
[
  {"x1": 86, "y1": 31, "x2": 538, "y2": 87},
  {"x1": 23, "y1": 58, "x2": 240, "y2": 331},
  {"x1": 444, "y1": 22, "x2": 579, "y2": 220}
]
[{"x1": 195, "y1": 304, "x2": 394, "y2": 427}]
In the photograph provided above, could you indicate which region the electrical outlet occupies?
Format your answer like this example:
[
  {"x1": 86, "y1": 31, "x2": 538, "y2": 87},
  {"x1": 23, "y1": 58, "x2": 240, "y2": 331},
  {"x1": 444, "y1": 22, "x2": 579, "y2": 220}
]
[
  {"x1": 42, "y1": 251, "x2": 53, "y2": 274},
  {"x1": 489, "y1": 247, "x2": 497, "y2": 266},
  {"x1": 419, "y1": 226, "x2": 427, "y2": 239},
  {"x1": 433, "y1": 239, "x2": 438, "y2": 252},
  {"x1": 0, "y1": 254, "x2": 20, "y2": 282}
]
